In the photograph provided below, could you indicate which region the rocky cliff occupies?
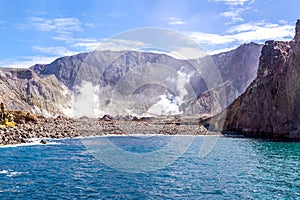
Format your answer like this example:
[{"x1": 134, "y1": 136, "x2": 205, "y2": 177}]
[
  {"x1": 221, "y1": 20, "x2": 300, "y2": 138},
  {"x1": 0, "y1": 68, "x2": 72, "y2": 116}
]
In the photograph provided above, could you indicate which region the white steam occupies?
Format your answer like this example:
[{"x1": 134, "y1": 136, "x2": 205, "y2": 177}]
[
  {"x1": 73, "y1": 81, "x2": 100, "y2": 118},
  {"x1": 72, "y1": 66, "x2": 196, "y2": 118},
  {"x1": 147, "y1": 94, "x2": 181, "y2": 115},
  {"x1": 146, "y1": 66, "x2": 195, "y2": 116}
]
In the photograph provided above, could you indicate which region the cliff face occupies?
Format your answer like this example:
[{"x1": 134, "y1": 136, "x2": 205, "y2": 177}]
[
  {"x1": 195, "y1": 43, "x2": 262, "y2": 114},
  {"x1": 222, "y1": 21, "x2": 300, "y2": 138},
  {"x1": 32, "y1": 52, "x2": 89, "y2": 89},
  {"x1": 0, "y1": 68, "x2": 72, "y2": 116}
]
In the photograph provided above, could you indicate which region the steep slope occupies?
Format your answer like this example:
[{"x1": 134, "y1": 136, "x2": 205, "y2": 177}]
[
  {"x1": 193, "y1": 43, "x2": 262, "y2": 114},
  {"x1": 0, "y1": 68, "x2": 72, "y2": 116},
  {"x1": 222, "y1": 20, "x2": 300, "y2": 138}
]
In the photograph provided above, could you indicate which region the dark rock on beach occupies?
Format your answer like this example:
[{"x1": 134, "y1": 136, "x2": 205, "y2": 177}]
[{"x1": 40, "y1": 139, "x2": 47, "y2": 144}]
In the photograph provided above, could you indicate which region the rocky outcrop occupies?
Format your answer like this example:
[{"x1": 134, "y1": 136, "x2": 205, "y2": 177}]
[
  {"x1": 100, "y1": 114, "x2": 114, "y2": 121},
  {"x1": 0, "y1": 68, "x2": 72, "y2": 116},
  {"x1": 222, "y1": 20, "x2": 300, "y2": 138},
  {"x1": 294, "y1": 19, "x2": 300, "y2": 41},
  {"x1": 10, "y1": 110, "x2": 38, "y2": 124},
  {"x1": 31, "y1": 52, "x2": 89, "y2": 89}
]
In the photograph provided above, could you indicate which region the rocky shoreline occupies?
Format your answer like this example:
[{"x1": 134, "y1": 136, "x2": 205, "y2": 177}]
[{"x1": 0, "y1": 116, "x2": 220, "y2": 145}]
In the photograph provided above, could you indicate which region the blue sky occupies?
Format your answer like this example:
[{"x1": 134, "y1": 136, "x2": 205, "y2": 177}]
[{"x1": 0, "y1": 0, "x2": 300, "y2": 68}]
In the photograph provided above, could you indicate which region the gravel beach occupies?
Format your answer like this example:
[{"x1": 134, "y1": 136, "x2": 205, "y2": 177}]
[{"x1": 0, "y1": 116, "x2": 221, "y2": 145}]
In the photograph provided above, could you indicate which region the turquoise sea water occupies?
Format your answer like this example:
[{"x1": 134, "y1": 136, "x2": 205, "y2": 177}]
[{"x1": 0, "y1": 136, "x2": 299, "y2": 199}]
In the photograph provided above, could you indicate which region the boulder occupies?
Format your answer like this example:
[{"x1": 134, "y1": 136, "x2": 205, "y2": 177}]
[
  {"x1": 40, "y1": 140, "x2": 47, "y2": 144},
  {"x1": 100, "y1": 114, "x2": 114, "y2": 121},
  {"x1": 10, "y1": 110, "x2": 38, "y2": 124}
]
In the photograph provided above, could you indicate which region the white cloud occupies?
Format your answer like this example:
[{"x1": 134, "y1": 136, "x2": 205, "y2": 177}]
[
  {"x1": 73, "y1": 38, "x2": 146, "y2": 52},
  {"x1": 168, "y1": 47, "x2": 207, "y2": 59},
  {"x1": 53, "y1": 35, "x2": 95, "y2": 44},
  {"x1": 28, "y1": 17, "x2": 81, "y2": 34},
  {"x1": 0, "y1": 38, "x2": 104, "y2": 69},
  {"x1": 53, "y1": 36, "x2": 102, "y2": 52},
  {"x1": 186, "y1": 21, "x2": 294, "y2": 46},
  {"x1": 168, "y1": 17, "x2": 186, "y2": 25},
  {"x1": 207, "y1": 46, "x2": 238, "y2": 55},
  {"x1": 85, "y1": 23, "x2": 96, "y2": 28},
  {"x1": 213, "y1": 0, "x2": 254, "y2": 6},
  {"x1": 228, "y1": 21, "x2": 294, "y2": 42},
  {"x1": 278, "y1": 19, "x2": 288, "y2": 25},
  {"x1": 32, "y1": 45, "x2": 77, "y2": 56},
  {"x1": 220, "y1": 8, "x2": 246, "y2": 24},
  {"x1": 54, "y1": 35, "x2": 147, "y2": 54},
  {"x1": 213, "y1": 0, "x2": 254, "y2": 24},
  {"x1": 72, "y1": 41, "x2": 102, "y2": 52},
  {"x1": 0, "y1": 56, "x2": 57, "y2": 68},
  {"x1": 186, "y1": 32, "x2": 235, "y2": 45},
  {"x1": 52, "y1": 36, "x2": 101, "y2": 52}
]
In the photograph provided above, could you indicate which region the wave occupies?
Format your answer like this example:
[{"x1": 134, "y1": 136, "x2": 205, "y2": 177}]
[
  {"x1": 0, "y1": 138, "x2": 62, "y2": 148},
  {"x1": 0, "y1": 134, "x2": 222, "y2": 148},
  {"x1": 79, "y1": 134, "x2": 222, "y2": 138},
  {"x1": 0, "y1": 169, "x2": 28, "y2": 177}
]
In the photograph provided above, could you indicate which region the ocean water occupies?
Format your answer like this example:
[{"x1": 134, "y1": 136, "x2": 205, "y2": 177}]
[{"x1": 0, "y1": 136, "x2": 299, "y2": 199}]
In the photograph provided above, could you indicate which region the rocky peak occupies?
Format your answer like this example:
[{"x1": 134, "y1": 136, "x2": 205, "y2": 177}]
[
  {"x1": 0, "y1": 68, "x2": 35, "y2": 80},
  {"x1": 219, "y1": 20, "x2": 300, "y2": 138},
  {"x1": 257, "y1": 40, "x2": 290, "y2": 78},
  {"x1": 294, "y1": 19, "x2": 300, "y2": 42},
  {"x1": 16, "y1": 69, "x2": 34, "y2": 80}
]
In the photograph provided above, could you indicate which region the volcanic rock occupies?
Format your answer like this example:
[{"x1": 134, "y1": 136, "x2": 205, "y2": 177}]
[
  {"x1": 221, "y1": 20, "x2": 300, "y2": 138},
  {"x1": 0, "y1": 68, "x2": 72, "y2": 116},
  {"x1": 100, "y1": 114, "x2": 114, "y2": 121}
]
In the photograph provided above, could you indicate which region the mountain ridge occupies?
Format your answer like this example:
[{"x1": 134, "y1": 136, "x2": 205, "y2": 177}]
[{"x1": 0, "y1": 43, "x2": 262, "y2": 117}]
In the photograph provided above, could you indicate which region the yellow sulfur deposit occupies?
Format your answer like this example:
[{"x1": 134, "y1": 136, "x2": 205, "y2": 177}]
[
  {"x1": 3, "y1": 121, "x2": 16, "y2": 127},
  {"x1": 0, "y1": 102, "x2": 19, "y2": 127}
]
